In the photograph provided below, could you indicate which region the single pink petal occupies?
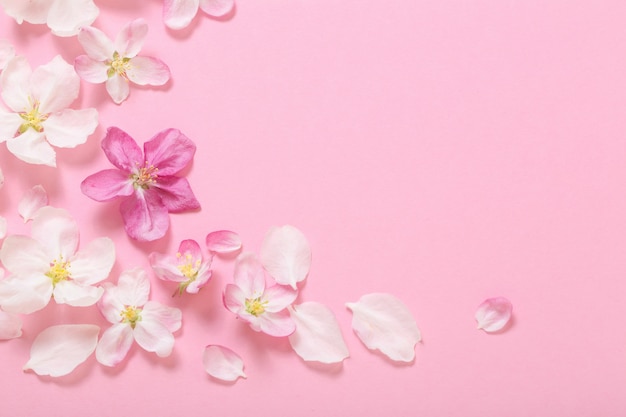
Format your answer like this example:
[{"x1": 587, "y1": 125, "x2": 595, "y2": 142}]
[
  {"x1": 0, "y1": 310, "x2": 22, "y2": 339},
  {"x1": 30, "y1": 55, "x2": 79, "y2": 114},
  {"x1": 475, "y1": 297, "x2": 513, "y2": 332},
  {"x1": 223, "y1": 284, "x2": 245, "y2": 314},
  {"x1": 120, "y1": 191, "x2": 170, "y2": 242},
  {"x1": 77, "y1": 26, "x2": 115, "y2": 61},
  {"x1": 263, "y1": 284, "x2": 298, "y2": 312},
  {"x1": 46, "y1": 0, "x2": 99, "y2": 37},
  {"x1": 52, "y1": 280, "x2": 103, "y2": 307},
  {"x1": 206, "y1": 230, "x2": 242, "y2": 254},
  {"x1": 18, "y1": 184, "x2": 48, "y2": 223},
  {"x1": 95, "y1": 323, "x2": 133, "y2": 367},
  {"x1": 31, "y1": 206, "x2": 78, "y2": 260},
  {"x1": 81, "y1": 169, "x2": 135, "y2": 202},
  {"x1": 0, "y1": 235, "x2": 49, "y2": 276},
  {"x1": 142, "y1": 301, "x2": 182, "y2": 333},
  {"x1": 0, "y1": 274, "x2": 52, "y2": 314},
  {"x1": 288, "y1": 302, "x2": 349, "y2": 364},
  {"x1": 0, "y1": 39, "x2": 15, "y2": 70},
  {"x1": 74, "y1": 55, "x2": 108, "y2": 83},
  {"x1": 260, "y1": 225, "x2": 312, "y2": 290},
  {"x1": 179, "y1": 239, "x2": 202, "y2": 259},
  {"x1": 115, "y1": 268, "x2": 151, "y2": 307},
  {"x1": 126, "y1": 56, "x2": 170, "y2": 86},
  {"x1": 106, "y1": 74, "x2": 130, "y2": 104},
  {"x1": 346, "y1": 293, "x2": 421, "y2": 362},
  {"x1": 233, "y1": 252, "x2": 265, "y2": 299},
  {"x1": 0, "y1": 111, "x2": 23, "y2": 142},
  {"x1": 143, "y1": 128, "x2": 196, "y2": 176},
  {"x1": 43, "y1": 107, "x2": 99, "y2": 148},
  {"x1": 133, "y1": 318, "x2": 176, "y2": 357},
  {"x1": 149, "y1": 252, "x2": 186, "y2": 283},
  {"x1": 153, "y1": 176, "x2": 200, "y2": 212},
  {"x1": 199, "y1": 0, "x2": 234, "y2": 16},
  {"x1": 23, "y1": 324, "x2": 99, "y2": 377},
  {"x1": 100, "y1": 126, "x2": 143, "y2": 172},
  {"x1": 69, "y1": 237, "x2": 115, "y2": 285},
  {"x1": 6, "y1": 130, "x2": 56, "y2": 166},
  {"x1": 0, "y1": 55, "x2": 31, "y2": 112},
  {"x1": 163, "y1": 0, "x2": 200, "y2": 30},
  {"x1": 114, "y1": 18, "x2": 148, "y2": 58},
  {"x1": 203, "y1": 345, "x2": 246, "y2": 382},
  {"x1": 257, "y1": 311, "x2": 296, "y2": 337},
  {"x1": 97, "y1": 283, "x2": 125, "y2": 324}
]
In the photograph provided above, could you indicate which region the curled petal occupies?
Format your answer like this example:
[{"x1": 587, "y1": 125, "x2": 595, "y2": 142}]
[
  {"x1": 120, "y1": 191, "x2": 170, "y2": 242},
  {"x1": 199, "y1": 0, "x2": 234, "y2": 16},
  {"x1": 43, "y1": 108, "x2": 98, "y2": 148},
  {"x1": 0, "y1": 310, "x2": 22, "y2": 339},
  {"x1": 127, "y1": 56, "x2": 170, "y2": 86},
  {"x1": 163, "y1": 0, "x2": 200, "y2": 30},
  {"x1": 24, "y1": 324, "x2": 100, "y2": 377},
  {"x1": 260, "y1": 225, "x2": 311, "y2": 290},
  {"x1": 18, "y1": 185, "x2": 48, "y2": 223},
  {"x1": 346, "y1": 293, "x2": 421, "y2": 362},
  {"x1": 95, "y1": 323, "x2": 133, "y2": 367},
  {"x1": 475, "y1": 297, "x2": 513, "y2": 333},
  {"x1": 203, "y1": 345, "x2": 246, "y2": 382},
  {"x1": 206, "y1": 230, "x2": 241, "y2": 254}
]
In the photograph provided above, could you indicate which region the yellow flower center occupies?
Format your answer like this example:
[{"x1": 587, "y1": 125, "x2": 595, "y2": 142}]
[
  {"x1": 245, "y1": 297, "x2": 267, "y2": 317},
  {"x1": 45, "y1": 257, "x2": 71, "y2": 287},
  {"x1": 18, "y1": 101, "x2": 48, "y2": 134},
  {"x1": 120, "y1": 306, "x2": 142, "y2": 328},
  {"x1": 173, "y1": 252, "x2": 202, "y2": 296},
  {"x1": 107, "y1": 51, "x2": 131, "y2": 79},
  {"x1": 131, "y1": 162, "x2": 158, "y2": 189}
]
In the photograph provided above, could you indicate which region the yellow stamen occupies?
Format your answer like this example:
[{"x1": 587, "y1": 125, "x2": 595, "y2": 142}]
[
  {"x1": 245, "y1": 297, "x2": 267, "y2": 317},
  {"x1": 18, "y1": 100, "x2": 48, "y2": 133},
  {"x1": 120, "y1": 306, "x2": 142, "y2": 328},
  {"x1": 107, "y1": 51, "x2": 132, "y2": 79},
  {"x1": 131, "y1": 161, "x2": 158, "y2": 189},
  {"x1": 45, "y1": 257, "x2": 71, "y2": 287}
]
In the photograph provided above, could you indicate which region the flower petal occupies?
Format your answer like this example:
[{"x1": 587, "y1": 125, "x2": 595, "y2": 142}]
[
  {"x1": 263, "y1": 284, "x2": 298, "y2": 312},
  {"x1": 257, "y1": 311, "x2": 295, "y2": 337},
  {"x1": 206, "y1": 230, "x2": 241, "y2": 254},
  {"x1": 74, "y1": 55, "x2": 108, "y2": 83},
  {"x1": 199, "y1": 0, "x2": 234, "y2": 16},
  {"x1": 126, "y1": 56, "x2": 170, "y2": 86},
  {"x1": 0, "y1": 55, "x2": 31, "y2": 112},
  {"x1": 53, "y1": 280, "x2": 103, "y2": 307},
  {"x1": 46, "y1": 0, "x2": 99, "y2": 37},
  {"x1": 30, "y1": 55, "x2": 79, "y2": 114},
  {"x1": 69, "y1": 237, "x2": 115, "y2": 285},
  {"x1": 346, "y1": 293, "x2": 421, "y2": 362},
  {"x1": 106, "y1": 74, "x2": 130, "y2": 104},
  {"x1": 81, "y1": 169, "x2": 135, "y2": 201},
  {"x1": 31, "y1": 206, "x2": 78, "y2": 260},
  {"x1": 179, "y1": 239, "x2": 202, "y2": 259},
  {"x1": 143, "y1": 128, "x2": 196, "y2": 176},
  {"x1": 0, "y1": 310, "x2": 22, "y2": 339},
  {"x1": 163, "y1": 0, "x2": 200, "y2": 30},
  {"x1": 6, "y1": 130, "x2": 56, "y2": 166},
  {"x1": 18, "y1": 184, "x2": 48, "y2": 223},
  {"x1": 152, "y1": 176, "x2": 200, "y2": 212},
  {"x1": 0, "y1": 110, "x2": 23, "y2": 142},
  {"x1": 142, "y1": 301, "x2": 182, "y2": 333},
  {"x1": 23, "y1": 324, "x2": 99, "y2": 377},
  {"x1": 115, "y1": 268, "x2": 151, "y2": 307},
  {"x1": 149, "y1": 252, "x2": 186, "y2": 283},
  {"x1": 223, "y1": 283, "x2": 245, "y2": 314},
  {"x1": 0, "y1": 39, "x2": 15, "y2": 71},
  {"x1": 77, "y1": 26, "x2": 114, "y2": 61},
  {"x1": 0, "y1": 274, "x2": 52, "y2": 314},
  {"x1": 288, "y1": 302, "x2": 349, "y2": 364},
  {"x1": 260, "y1": 225, "x2": 312, "y2": 290},
  {"x1": 233, "y1": 252, "x2": 265, "y2": 299},
  {"x1": 475, "y1": 297, "x2": 513, "y2": 333},
  {"x1": 120, "y1": 190, "x2": 170, "y2": 242},
  {"x1": 0, "y1": 217, "x2": 6, "y2": 239},
  {"x1": 0, "y1": 235, "x2": 49, "y2": 276},
  {"x1": 100, "y1": 126, "x2": 143, "y2": 172},
  {"x1": 0, "y1": 0, "x2": 51, "y2": 24},
  {"x1": 114, "y1": 18, "x2": 148, "y2": 58},
  {"x1": 97, "y1": 283, "x2": 124, "y2": 324},
  {"x1": 95, "y1": 323, "x2": 133, "y2": 367},
  {"x1": 134, "y1": 318, "x2": 176, "y2": 357},
  {"x1": 203, "y1": 345, "x2": 246, "y2": 382},
  {"x1": 43, "y1": 107, "x2": 98, "y2": 148}
]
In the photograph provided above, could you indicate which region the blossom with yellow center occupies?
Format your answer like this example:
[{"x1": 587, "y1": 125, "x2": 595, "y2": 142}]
[
  {"x1": 149, "y1": 239, "x2": 212, "y2": 295},
  {"x1": 131, "y1": 162, "x2": 158, "y2": 189},
  {"x1": 245, "y1": 297, "x2": 268, "y2": 317},
  {"x1": 45, "y1": 257, "x2": 71, "y2": 287},
  {"x1": 107, "y1": 51, "x2": 132, "y2": 79},
  {"x1": 120, "y1": 306, "x2": 142, "y2": 329},
  {"x1": 18, "y1": 100, "x2": 48, "y2": 134}
]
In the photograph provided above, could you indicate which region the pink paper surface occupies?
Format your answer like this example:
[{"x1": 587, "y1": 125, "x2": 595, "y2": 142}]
[{"x1": 1, "y1": 1, "x2": 626, "y2": 415}]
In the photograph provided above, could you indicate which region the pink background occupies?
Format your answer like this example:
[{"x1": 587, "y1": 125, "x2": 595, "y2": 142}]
[{"x1": 1, "y1": 0, "x2": 626, "y2": 415}]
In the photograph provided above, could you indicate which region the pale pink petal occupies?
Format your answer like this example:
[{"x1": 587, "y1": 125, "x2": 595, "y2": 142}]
[
  {"x1": 47, "y1": 0, "x2": 99, "y2": 37},
  {"x1": 263, "y1": 284, "x2": 298, "y2": 312},
  {"x1": 179, "y1": 239, "x2": 202, "y2": 259},
  {"x1": 0, "y1": 236, "x2": 49, "y2": 276},
  {"x1": 105, "y1": 74, "x2": 130, "y2": 104},
  {"x1": 0, "y1": 110, "x2": 23, "y2": 142},
  {"x1": 143, "y1": 128, "x2": 196, "y2": 176},
  {"x1": 23, "y1": 324, "x2": 99, "y2": 377},
  {"x1": 6, "y1": 130, "x2": 56, "y2": 166},
  {"x1": 152, "y1": 176, "x2": 200, "y2": 212},
  {"x1": 0, "y1": 0, "x2": 51, "y2": 25},
  {"x1": 0, "y1": 310, "x2": 21, "y2": 339},
  {"x1": 288, "y1": 302, "x2": 349, "y2": 364},
  {"x1": 149, "y1": 252, "x2": 186, "y2": 283},
  {"x1": 100, "y1": 126, "x2": 143, "y2": 172},
  {"x1": 185, "y1": 266, "x2": 211, "y2": 293},
  {"x1": 203, "y1": 345, "x2": 246, "y2": 382},
  {"x1": 475, "y1": 297, "x2": 513, "y2": 333},
  {"x1": 120, "y1": 191, "x2": 170, "y2": 242},
  {"x1": 77, "y1": 26, "x2": 115, "y2": 61},
  {"x1": 95, "y1": 323, "x2": 133, "y2": 367},
  {"x1": 126, "y1": 56, "x2": 170, "y2": 86},
  {"x1": 0, "y1": 274, "x2": 52, "y2": 314},
  {"x1": 31, "y1": 206, "x2": 78, "y2": 260},
  {"x1": 163, "y1": 0, "x2": 200, "y2": 30},
  {"x1": 233, "y1": 252, "x2": 265, "y2": 299},
  {"x1": 69, "y1": 237, "x2": 115, "y2": 285},
  {"x1": 223, "y1": 284, "x2": 245, "y2": 314},
  {"x1": 0, "y1": 56, "x2": 32, "y2": 112},
  {"x1": 134, "y1": 319, "x2": 176, "y2": 357},
  {"x1": 42, "y1": 107, "x2": 98, "y2": 148},
  {"x1": 142, "y1": 301, "x2": 182, "y2": 333},
  {"x1": 260, "y1": 225, "x2": 312, "y2": 290},
  {"x1": 0, "y1": 217, "x2": 6, "y2": 239},
  {"x1": 0, "y1": 39, "x2": 15, "y2": 71},
  {"x1": 74, "y1": 55, "x2": 108, "y2": 83},
  {"x1": 52, "y1": 280, "x2": 103, "y2": 307},
  {"x1": 97, "y1": 283, "x2": 125, "y2": 324},
  {"x1": 199, "y1": 0, "x2": 234, "y2": 16},
  {"x1": 206, "y1": 230, "x2": 241, "y2": 254},
  {"x1": 346, "y1": 293, "x2": 421, "y2": 362},
  {"x1": 81, "y1": 169, "x2": 135, "y2": 202},
  {"x1": 115, "y1": 268, "x2": 150, "y2": 307},
  {"x1": 257, "y1": 311, "x2": 296, "y2": 337},
  {"x1": 18, "y1": 184, "x2": 48, "y2": 223},
  {"x1": 114, "y1": 19, "x2": 148, "y2": 58},
  {"x1": 30, "y1": 55, "x2": 79, "y2": 114}
]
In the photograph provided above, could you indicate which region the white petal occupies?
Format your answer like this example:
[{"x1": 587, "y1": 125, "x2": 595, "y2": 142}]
[
  {"x1": 42, "y1": 107, "x2": 98, "y2": 148},
  {"x1": 70, "y1": 237, "x2": 115, "y2": 285},
  {"x1": 46, "y1": 0, "x2": 99, "y2": 37},
  {"x1": 346, "y1": 293, "x2": 421, "y2": 362},
  {"x1": 0, "y1": 39, "x2": 15, "y2": 71},
  {"x1": 95, "y1": 323, "x2": 133, "y2": 367},
  {"x1": 30, "y1": 55, "x2": 79, "y2": 114},
  {"x1": 115, "y1": 268, "x2": 150, "y2": 306},
  {"x1": 233, "y1": 252, "x2": 265, "y2": 299},
  {"x1": 163, "y1": 0, "x2": 200, "y2": 30},
  {"x1": 0, "y1": 274, "x2": 52, "y2": 314},
  {"x1": 77, "y1": 26, "x2": 114, "y2": 61},
  {"x1": 142, "y1": 301, "x2": 182, "y2": 333},
  {"x1": 0, "y1": 217, "x2": 6, "y2": 239},
  {"x1": 203, "y1": 345, "x2": 246, "y2": 382},
  {"x1": 52, "y1": 280, "x2": 103, "y2": 307},
  {"x1": 133, "y1": 319, "x2": 175, "y2": 357},
  {"x1": 18, "y1": 184, "x2": 48, "y2": 223},
  {"x1": 205, "y1": 230, "x2": 242, "y2": 254},
  {"x1": 0, "y1": 310, "x2": 22, "y2": 339},
  {"x1": 260, "y1": 225, "x2": 311, "y2": 290},
  {"x1": 105, "y1": 74, "x2": 130, "y2": 104},
  {"x1": 475, "y1": 297, "x2": 513, "y2": 333},
  {"x1": 0, "y1": 0, "x2": 52, "y2": 24},
  {"x1": 23, "y1": 324, "x2": 99, "y2": 377},
  {"x1": 6, "y1": 130, "x2": 56, "y2": 167},
  {"x1": 97, "y1": 283, "x2": 125, "y2": 324},
  {"x1": 0, "y1": 110, "x2": 22, "y2": 142},
  {"x1": 114, "y1": 18, "x2": 148, "y2": 58},
  {"x1": 288, "y1": 302, "x2": 349, "y2": 364},
  {"x1": 31, "y1": 206, "x2": 78, "y2": 260},
  {"x1": 0, "y1": 235, "x2": 49, "y2": 276},
  {"x1": 0, "y1": 56, "x2": 32, "y2": 112},
  {"x1": 199, "y1": 0, "x2": 234, "y2": 16}
]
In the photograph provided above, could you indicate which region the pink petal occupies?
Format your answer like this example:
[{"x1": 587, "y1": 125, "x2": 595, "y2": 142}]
[
  {"x1": 30, "y1": 55, "x2": 79, "y2": 114},
  {"x1": 114, "y1": 18, "x2": 148, "y2": 58},
  {"x1": 185, "y1": 267, "x2": 211, "y2": 293},
  {"x1": 133, "y1": 318, "x2": 176, "y2": 357},
  {"x1": 31, "y1": 206, "x2": 78, "y2": 260},
  {"x1": 179, "y1": 239, "x2": 202, "y2": 259},
  {"x1": 149, "y1": 252, "x2": 186, "y2": 283},
  {"x1": 346, "y1": 293, "x2": 421, "y2": 362},
  {"x1": 43, "y1": 107, "x2": 98, "y2": 148},
  {"x1": 203, "y1": 345, "x2": 246, "y2": 382},
  {"x1": 223, "y1": 284, "x2": 245, "y2": 314},
  {"x1": 0, "y1": 0, "x2": 50, "y2": 25},
  {"x1": 77, "y1": 26, "x2": 115, "y2": 61},
  {"x1": 69, "y1": 237, "x2": 115, "y2": 285},
  {"x1": 6, "y1": 129, "x2": 56, "y2": 166},
  {"x1": 52, "y1": 280, "x2": 103, "y2": 307},
  {"x1": 0, "y1": 310, "x2": 22, "y2": 339},
  {"x1": 260, "y1": 225, "x2": 312, "y2": 290},
  {"x1": 23, "y1": 324, "x2": 100, "y2": 377},
  {"x1": 263, "y1": 284, "x2": 298, "y2": 312},
  {"x1": 153, "y1": 176, "x2": 200, "y2": 212},
  {"x1": 163, "y1": 0, "x2": 200, "y2": 30},
  {"x1": 95, "y1": 323, "x2": 133, "y2": 367},
  {"x1": 0, "y1": 235, "x2": 49, "y2": 276},
  {"x1": 0, "y1": 274, "x2": 52, "y2": 314},
  {"x1": 101, "y1": 126, "x2": 144, "y2": 172},
  {"x1": 0, "y1": 56, "x2": 31, "y2": 112},
  {"x1": 127, "y1": 56, "x2": 170, "y2": 86},
  {"x1": 142, "y1": 301, "x2": 182, "y2": 333},
  {"x1": 0, "y1": 39, "x2": 15, "y2": 71},
  {"x1": 115, "y1": 267, "x2": 151, "y2": 307},
  {"x1": 18, "y1": 184, "x2": 48, "y2": 223},
  {"x1": 143, "y1": 128, "x2": 196, "y2": 176},
  {"x1": 106, "y1": 74, "x2": 130, "y2": 104},
  {"x1": 74, "y1": 55, "x2": 108, "y2": 83},
  {"x1": 475, "y1": 297, "x2": 513, "y2": 333},
  {"x1": 233, "y1": 252, "x2": 265, "y2": 298},
  {"x1": 97, "y1": 283, "x2": 125, "y2": 324},
  {"x1": 120, "y1": 190, "x2": 170, "y2": 242},
  {"x1": 288, "y1": 302, "x2": 349, "y2": 364},
  {"x1": 199, "y1": 0, "x2": 234, "y2": 16},
  {"x1": 81, "y1": 169, "x2": 135, "y2": 202},
  {"x1": 206, "y1": 230, "x2": 241, "y2": 254},
  {"x1": 257, "y1": 311, "x2": 296, "y2": 337},
  {"x1": 46, "y1": 0, "x2": 99, "y2": 37}
]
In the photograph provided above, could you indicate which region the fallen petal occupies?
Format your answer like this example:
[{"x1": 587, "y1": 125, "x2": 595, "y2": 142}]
[
  {"x1": 475, "y1": 297, "x2": 512, "y2": 333},
  {"x1": 18, "y1": 185, "x2": 48, "y2": 223},
  {"x1": 206, "y1": 230, "x2": 241, "y2": 254},
  {"x1": 346, "y1": 293, "x2": 421, "y2": 362},
  {"x1": 260, "y1": 225, "x2": 311, "y2": 289},
  {"x1": 203, "y1": 345, "x2": 246, "y2": 382}
]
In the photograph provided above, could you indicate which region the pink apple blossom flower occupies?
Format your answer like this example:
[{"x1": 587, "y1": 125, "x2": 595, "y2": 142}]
[
  {"x1": 81, "y1": 126, "x2": 200, "y2": 242},
  {"x1": 75, "y1": 19, "x2": 171, "y2": 104},
  {"x1": 0, "y1": 206, "x2": 115, "y2": 314},
  {"x1": 0, "y1": 0, "x2": 98, "y2": 37},
  {"x1": 164, "y1": 0, "x2": 235, "y2": 30},
  {"x1": 0, "y1": 55, "x2": 99, "y2": 166},
  {"x1": 96, "y1": 268, "x2": 182, "y2": 367},
  {"x1": 149, "y1": 239, "x2": 212, "y2": 296},
  {"x1": 223, "y1": 252, "x2": 297, "y2": 337}
]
